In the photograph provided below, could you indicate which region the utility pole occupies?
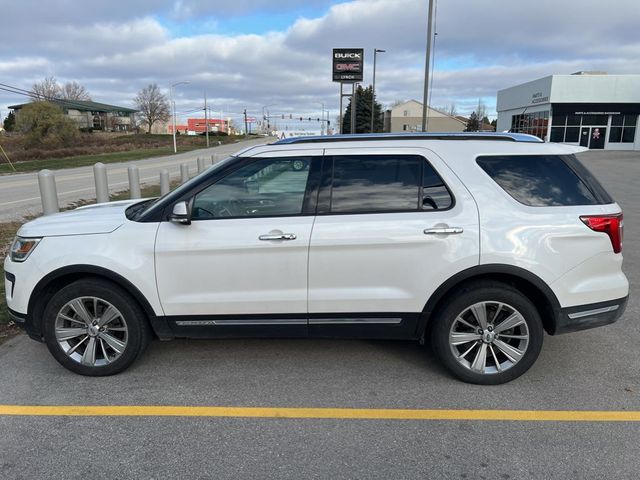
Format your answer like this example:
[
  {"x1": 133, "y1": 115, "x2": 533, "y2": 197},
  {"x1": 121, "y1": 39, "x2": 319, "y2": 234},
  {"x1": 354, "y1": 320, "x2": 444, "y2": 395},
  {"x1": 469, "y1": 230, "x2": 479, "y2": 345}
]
[
  {"x1": 204, "y1": 92, "x2": 209, "y2": 148},
  {"x1": 371, "y1": 49, "x2": 385, "y2": 133},
  {"x1": 319, "y1": 103, "x2": 325, "y2": 135},
  {"x1": 170, "y1": 81, "x2": 189, "y2": 153},
  {"x1": 421, "y1": 0, "x2": 435, "y2": 132},
  {"x1": 243, "y1": 109, "x2": 248, "y2": 136},
  {"x1": 350, "y1": 84, "x2": 357, "y2": 134}
]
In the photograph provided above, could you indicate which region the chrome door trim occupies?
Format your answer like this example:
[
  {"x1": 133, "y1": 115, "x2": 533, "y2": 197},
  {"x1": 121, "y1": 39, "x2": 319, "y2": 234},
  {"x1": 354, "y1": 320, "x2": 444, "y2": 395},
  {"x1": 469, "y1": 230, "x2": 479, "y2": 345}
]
[
  {"x1": 175, "y1": 319, "x2": 307, "y2": 326},
  {"x1": 309, "y1": 318, "x2": 403, "y2": 325}
]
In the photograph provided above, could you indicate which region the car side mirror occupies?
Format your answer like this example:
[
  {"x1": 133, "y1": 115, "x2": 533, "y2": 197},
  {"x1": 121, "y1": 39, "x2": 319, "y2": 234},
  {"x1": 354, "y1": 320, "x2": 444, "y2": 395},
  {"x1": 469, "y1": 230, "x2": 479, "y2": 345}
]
[{"x1": 169, "y1": 201, "x2": 191, "y2": 225}]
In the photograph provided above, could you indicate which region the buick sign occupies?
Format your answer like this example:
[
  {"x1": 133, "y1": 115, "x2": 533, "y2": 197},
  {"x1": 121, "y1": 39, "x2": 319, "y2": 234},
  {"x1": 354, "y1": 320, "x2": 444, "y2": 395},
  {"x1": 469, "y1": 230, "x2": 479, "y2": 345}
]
[{"x1": 333, "y1": 48, "x2": 364, "y2": 83}]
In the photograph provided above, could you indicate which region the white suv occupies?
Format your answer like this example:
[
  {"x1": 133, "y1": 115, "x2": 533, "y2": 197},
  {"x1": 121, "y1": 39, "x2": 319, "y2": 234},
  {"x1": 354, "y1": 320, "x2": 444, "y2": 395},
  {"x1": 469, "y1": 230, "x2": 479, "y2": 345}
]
[{"x1": 4, "y1": 133, "x2": 629, "y2": 384}]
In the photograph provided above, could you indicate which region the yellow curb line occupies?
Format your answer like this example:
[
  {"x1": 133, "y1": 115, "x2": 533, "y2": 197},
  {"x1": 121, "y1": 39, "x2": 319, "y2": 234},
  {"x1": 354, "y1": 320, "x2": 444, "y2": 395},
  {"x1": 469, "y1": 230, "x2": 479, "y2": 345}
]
[{"x1": 0, "y1": 405, "x2": 639, "y2": 422}]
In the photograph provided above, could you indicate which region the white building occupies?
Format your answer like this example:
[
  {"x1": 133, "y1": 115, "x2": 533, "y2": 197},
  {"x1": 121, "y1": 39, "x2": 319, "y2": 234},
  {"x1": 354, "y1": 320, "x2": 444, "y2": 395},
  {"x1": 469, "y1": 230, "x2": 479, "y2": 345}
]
[{"x1": 497, "y1": 72, "x2": 640, "y2": 150}]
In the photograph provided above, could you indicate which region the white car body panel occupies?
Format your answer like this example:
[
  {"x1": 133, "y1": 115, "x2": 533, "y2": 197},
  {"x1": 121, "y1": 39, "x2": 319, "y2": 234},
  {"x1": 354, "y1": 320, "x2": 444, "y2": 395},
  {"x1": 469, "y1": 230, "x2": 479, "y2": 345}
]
[
  {"x1": 155, "y1": 217, "x2": 313, "y2": 315},
  {"x1": 308, "y1": 146, "x2": 480, "y2": 313},
  {"x1": 6, "y1": 218, "x2": 162, "y2": 316}
]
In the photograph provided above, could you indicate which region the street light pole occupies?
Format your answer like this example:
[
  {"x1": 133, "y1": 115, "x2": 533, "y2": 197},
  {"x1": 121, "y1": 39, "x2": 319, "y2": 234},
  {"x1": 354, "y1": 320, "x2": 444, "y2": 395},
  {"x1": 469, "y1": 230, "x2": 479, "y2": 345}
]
[
  {"x1": 204, "y1": 91, "x2": 209, "y2": 148},
  {"x1": 421, "y1": 0, "x2": 435, "y2": 132},
  {"x1": 371, "y1": 48, "x2": 385, "y2": 133},
  {"x1": 170, "y1": 81, "x2": 189, "y2": 153}
]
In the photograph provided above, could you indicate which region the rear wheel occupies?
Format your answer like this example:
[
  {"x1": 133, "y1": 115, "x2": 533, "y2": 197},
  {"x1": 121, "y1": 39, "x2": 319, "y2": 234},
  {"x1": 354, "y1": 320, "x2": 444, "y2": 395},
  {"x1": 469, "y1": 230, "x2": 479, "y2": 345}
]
[
  {"x1": 43, "y1": 279, "x2": 150, "y2": 376},
  {"x1": 431, "y1": 282, "x2": 543, "y2": 385}
]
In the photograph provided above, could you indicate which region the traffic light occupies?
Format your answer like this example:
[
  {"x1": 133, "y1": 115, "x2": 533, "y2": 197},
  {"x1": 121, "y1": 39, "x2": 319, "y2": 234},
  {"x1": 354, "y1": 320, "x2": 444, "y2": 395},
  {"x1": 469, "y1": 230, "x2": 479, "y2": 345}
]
[
  {"x1": 289, "y1": 114, "x2": 292, "y2": 119},
  {"x1": 282, "y1": 114, "x2": 285, "y2": 119}
]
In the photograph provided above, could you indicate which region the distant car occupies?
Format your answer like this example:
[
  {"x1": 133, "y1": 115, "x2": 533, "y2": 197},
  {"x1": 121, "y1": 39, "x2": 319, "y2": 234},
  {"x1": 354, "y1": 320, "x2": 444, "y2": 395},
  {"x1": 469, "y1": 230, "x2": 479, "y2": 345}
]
[{"x1": 5, "y1": 133, "x2": 628, "y2": 383}]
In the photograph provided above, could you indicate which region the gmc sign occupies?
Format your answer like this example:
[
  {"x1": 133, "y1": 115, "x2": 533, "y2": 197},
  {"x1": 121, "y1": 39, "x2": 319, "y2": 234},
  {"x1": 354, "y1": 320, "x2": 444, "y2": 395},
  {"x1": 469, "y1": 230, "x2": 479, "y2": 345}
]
[{"x1": 332, "y1": 48, "x2": 364, "y2": 82}]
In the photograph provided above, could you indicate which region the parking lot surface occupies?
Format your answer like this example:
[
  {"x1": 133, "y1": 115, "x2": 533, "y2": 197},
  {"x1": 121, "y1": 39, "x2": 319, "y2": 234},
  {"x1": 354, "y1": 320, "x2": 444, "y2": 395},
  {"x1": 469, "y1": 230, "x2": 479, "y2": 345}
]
[{"x1": 0, "y1": 150, "x2": 638, "y2": 479}]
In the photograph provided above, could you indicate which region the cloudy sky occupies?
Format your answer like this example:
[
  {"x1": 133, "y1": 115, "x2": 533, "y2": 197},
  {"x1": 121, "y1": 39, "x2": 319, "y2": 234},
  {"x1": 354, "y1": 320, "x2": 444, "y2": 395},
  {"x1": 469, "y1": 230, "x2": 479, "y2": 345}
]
[{"x1": 1, "y1": 0, "x2": 638, "y2": 128}]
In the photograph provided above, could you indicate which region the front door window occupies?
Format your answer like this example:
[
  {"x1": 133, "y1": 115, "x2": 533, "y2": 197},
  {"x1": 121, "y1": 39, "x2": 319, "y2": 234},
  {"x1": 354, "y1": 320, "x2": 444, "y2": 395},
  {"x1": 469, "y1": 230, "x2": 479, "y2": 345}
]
[{"x1": 192, "y1": 158, "x2": 311, "y2": 220}]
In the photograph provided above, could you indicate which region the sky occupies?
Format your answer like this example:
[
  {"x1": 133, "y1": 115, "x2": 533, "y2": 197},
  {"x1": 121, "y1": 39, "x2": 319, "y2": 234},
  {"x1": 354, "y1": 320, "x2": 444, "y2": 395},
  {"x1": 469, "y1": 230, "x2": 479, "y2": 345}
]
[{"x1": 0, "y1": 0, "x2": 639, "y2": 129}]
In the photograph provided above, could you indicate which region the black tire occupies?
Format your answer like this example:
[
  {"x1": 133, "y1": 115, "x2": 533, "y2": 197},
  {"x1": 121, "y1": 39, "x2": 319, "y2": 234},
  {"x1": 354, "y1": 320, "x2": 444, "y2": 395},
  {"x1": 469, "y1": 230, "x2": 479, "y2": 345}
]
[
  {"x1": 431, "y1": 281, "x2": 543, "y2": 385},
  {"x1": 42, "y1": 278, "x2": 151, "y2": 376}
]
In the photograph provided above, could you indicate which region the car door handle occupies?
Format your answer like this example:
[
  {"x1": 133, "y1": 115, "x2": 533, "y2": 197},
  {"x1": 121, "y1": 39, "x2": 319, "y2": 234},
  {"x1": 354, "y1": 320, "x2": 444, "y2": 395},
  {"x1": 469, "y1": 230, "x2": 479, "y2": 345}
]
[
  {"x1": 259, "y1": 233, "x2": 297, "y2": 241},
  {"x1": 423, "y1": 227, "x2": 464, "y2": 235}
]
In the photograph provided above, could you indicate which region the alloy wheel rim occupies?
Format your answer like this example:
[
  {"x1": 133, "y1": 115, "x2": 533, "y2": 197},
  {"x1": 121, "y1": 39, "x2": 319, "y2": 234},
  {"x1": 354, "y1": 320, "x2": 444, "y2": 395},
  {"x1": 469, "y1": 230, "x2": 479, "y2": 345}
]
[
  {"x1": 448, "y1": 301, "x2": 529, "y2": 375},
  {"x1": 54, "y1": 297, "x2": 128, "y2": 367}
]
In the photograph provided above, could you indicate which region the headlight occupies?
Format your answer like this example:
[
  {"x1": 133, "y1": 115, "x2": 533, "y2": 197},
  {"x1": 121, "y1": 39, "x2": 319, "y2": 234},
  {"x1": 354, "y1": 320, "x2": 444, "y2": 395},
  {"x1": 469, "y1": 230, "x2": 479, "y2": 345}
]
[{"x1": 10, "y1": 237, "x2": 41, "y2": 262}]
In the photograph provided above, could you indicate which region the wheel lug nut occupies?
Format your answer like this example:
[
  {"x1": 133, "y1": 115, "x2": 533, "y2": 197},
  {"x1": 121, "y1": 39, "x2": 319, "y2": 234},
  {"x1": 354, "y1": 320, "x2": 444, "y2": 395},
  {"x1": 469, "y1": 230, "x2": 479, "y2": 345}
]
[{"x1": 488, "y1": 326, "x2": 493, "y2": 332}]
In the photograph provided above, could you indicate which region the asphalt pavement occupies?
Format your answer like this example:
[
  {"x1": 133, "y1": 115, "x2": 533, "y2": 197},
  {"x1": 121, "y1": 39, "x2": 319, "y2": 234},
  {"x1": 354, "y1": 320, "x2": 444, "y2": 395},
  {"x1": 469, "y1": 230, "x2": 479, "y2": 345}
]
[
  {"x1": 0, "y1": 149, "x2": 638, "y2": 479},
  {"x1": 0, "y1": 137, "x2": 269, "y2": 222}
]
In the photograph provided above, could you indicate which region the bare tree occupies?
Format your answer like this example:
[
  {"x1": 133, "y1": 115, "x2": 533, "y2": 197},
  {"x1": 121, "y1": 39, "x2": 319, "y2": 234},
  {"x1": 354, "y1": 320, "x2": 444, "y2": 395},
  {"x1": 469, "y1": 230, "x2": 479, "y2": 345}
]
[
  {"x1": 32, "y1": 76, "x2": 61, "y2": 100},
  {"x1": 32, "y1": 76, "x2": 92, "y2": 102},
  {"x1": 476, "y1": 99, "x2": 488, "y2": 128},
  {"x1": 60, "y1": 81, "x2": 92, "y2": 101},
  {"x1": 134, "y1": 84, "x2": 170, "y2": 134},
  {"x1": 446, "y1": 103, "x2": 458, "y2": 117}
]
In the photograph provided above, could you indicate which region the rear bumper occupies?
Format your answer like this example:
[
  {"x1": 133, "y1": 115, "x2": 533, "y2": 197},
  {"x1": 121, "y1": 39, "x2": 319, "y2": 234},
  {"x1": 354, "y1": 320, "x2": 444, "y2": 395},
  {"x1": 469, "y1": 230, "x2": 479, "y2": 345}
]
[{"x1": 554, "y1": 296, "x2": 628, "y2": 335}]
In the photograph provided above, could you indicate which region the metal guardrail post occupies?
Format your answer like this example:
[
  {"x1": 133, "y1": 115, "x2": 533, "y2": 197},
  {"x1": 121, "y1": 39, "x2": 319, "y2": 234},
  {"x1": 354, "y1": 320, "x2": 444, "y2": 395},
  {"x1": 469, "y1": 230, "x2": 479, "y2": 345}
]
[
  {"x1": 197, "y1": 157, "x2": 206, "y2": 173},
  {"x1": 180, "y1": 163, "x2": 189, "y2": 184},
  {"x1": 128, "y1": 165, "x2": 141, "y2": 199},
  {"x1": 160, "y1": 169, "x2": 170, "y2": 195},
  {"x1": 211, "y1": 154, "x2": 216, "y2": 164},
  {"x1": 93, "y1": 162, "x2": 109, "y2": 203},
  {"x1": 37, "y1": 169, "x2": 60, "y2": 215}
]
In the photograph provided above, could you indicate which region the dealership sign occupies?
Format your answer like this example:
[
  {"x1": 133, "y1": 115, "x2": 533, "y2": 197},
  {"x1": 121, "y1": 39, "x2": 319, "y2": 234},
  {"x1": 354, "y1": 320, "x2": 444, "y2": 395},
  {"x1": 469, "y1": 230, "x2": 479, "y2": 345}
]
[{"x1": 332, "y1": 48, "x2": 364, "y2": 83}]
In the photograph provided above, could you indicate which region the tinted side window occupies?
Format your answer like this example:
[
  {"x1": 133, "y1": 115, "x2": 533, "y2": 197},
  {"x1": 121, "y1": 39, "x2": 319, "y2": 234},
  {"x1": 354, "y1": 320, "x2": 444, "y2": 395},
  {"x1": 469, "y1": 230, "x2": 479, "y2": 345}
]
[
  {"x1": 330, "y1": 155, "x2": 420, "y2": 213},
  {"x1": 476, "y1": 155, "x2": 612, "y2": 206},
  {"x1": 422, "y1": 162, "x2": 453, "y2": 210}
]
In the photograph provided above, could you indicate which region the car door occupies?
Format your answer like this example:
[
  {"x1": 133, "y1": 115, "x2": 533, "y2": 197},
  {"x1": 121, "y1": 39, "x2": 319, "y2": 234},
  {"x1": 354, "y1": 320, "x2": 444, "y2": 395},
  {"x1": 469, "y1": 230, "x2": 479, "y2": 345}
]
[
  {"x1": 308, "y1": 147, "x2": 479, "y2": 338},
  {"x1": 155, "y1": 149, "x2": 322, "y2": 337}
]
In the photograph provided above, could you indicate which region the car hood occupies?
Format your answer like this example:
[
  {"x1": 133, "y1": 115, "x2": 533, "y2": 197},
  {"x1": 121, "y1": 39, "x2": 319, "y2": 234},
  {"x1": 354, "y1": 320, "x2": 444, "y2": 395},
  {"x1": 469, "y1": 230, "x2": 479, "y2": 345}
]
[{"x1": 18, "y1": 199, "x2": 148, "y2": 238}]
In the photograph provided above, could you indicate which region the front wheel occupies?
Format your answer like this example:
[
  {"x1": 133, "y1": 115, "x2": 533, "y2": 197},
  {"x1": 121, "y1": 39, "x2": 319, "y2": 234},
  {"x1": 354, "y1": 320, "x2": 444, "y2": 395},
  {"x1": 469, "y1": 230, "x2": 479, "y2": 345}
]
[
  {"x1": 431, "y1": 282, "x2": 543, "y2": 385},
  {"x1": 43, "y1": 279, "x2": 151, "y2": 376}
]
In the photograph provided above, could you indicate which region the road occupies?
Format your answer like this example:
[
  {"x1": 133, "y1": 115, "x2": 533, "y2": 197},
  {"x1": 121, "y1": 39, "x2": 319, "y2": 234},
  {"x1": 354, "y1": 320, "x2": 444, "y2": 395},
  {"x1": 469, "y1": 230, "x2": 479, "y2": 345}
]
[
  {"x1": 0, "y1": 150, "x2": 638, "y2": 479},
  {"x1": 0, "y1": 138, "x2": 268, "y2": 222}
]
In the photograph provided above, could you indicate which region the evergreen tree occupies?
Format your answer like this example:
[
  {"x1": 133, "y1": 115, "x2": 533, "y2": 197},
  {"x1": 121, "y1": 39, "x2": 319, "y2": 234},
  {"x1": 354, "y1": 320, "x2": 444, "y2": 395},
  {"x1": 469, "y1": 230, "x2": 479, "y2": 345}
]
[
  {"x1": 342, "y1": 85, "x2": 384, "y2": 134},
  {"x1": 464, "y1": 111, "x2": 480, "y2": 132},
  {"x1": 3, "y1": 111, "x2": 15, "y2": 132}
]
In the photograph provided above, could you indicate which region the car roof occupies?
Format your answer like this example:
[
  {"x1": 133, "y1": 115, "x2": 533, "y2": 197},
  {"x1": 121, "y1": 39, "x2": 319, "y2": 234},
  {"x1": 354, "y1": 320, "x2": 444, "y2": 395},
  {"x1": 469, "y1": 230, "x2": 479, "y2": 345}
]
[
  {"x1": 235, "y1": 133, "x2": 586, "y2": 159},
  {"x1": 272, "y1": 132, "x2": 543, "y2": 145}
]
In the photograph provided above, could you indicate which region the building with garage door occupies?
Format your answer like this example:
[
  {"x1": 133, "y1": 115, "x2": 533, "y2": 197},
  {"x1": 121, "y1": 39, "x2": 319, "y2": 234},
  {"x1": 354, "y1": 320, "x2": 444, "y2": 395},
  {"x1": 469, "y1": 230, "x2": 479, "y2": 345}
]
[{"x1": 496, "y1": 72, "x2": 640, "y2": 150}]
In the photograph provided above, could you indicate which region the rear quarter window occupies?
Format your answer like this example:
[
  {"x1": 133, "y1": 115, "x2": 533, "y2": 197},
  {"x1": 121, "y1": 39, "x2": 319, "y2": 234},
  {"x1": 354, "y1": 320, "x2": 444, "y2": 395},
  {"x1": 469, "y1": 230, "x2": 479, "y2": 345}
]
[{"x1": 476, "y1": 154, "x2": 613, "y2": 207}]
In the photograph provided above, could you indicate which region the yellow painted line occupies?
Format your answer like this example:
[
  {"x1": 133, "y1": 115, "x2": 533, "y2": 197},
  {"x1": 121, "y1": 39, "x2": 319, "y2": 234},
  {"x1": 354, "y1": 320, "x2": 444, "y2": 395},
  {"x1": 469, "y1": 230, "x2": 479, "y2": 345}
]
[{"x1": 0, "y1": 405, "x2": 639, "y2": 422}]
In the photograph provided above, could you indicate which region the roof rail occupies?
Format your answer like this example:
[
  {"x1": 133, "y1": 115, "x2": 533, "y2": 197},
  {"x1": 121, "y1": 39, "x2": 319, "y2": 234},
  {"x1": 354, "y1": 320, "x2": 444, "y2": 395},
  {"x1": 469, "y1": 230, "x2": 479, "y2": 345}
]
[{"x1": 272, "y1": 132, "x2": 544, "y2": 145}]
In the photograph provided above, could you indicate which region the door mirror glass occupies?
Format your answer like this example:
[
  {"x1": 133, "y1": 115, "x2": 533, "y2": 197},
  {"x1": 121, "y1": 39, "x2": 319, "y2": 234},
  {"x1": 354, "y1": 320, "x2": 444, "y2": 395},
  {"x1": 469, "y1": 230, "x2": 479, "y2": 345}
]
[{"x1": 169, "y1": 200, "x2": 191, "y2": 225}]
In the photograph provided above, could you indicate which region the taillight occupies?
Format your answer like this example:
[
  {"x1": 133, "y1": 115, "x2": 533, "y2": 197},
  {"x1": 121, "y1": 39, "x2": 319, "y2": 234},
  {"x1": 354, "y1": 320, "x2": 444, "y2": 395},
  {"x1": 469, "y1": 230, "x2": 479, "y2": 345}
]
[{"x1": 580, "y1": 213, "x2": 623, "y2": 254}]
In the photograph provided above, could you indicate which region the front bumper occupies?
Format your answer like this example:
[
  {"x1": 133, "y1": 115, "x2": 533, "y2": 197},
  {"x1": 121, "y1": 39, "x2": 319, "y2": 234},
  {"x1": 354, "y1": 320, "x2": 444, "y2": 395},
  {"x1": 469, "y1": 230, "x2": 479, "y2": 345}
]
[
  {"x1": 554, "y1": 296, "x2": 628, "y2": 334},
  {"x1": 7, "y1": 307, "x2": 42, "y2": 341}
]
